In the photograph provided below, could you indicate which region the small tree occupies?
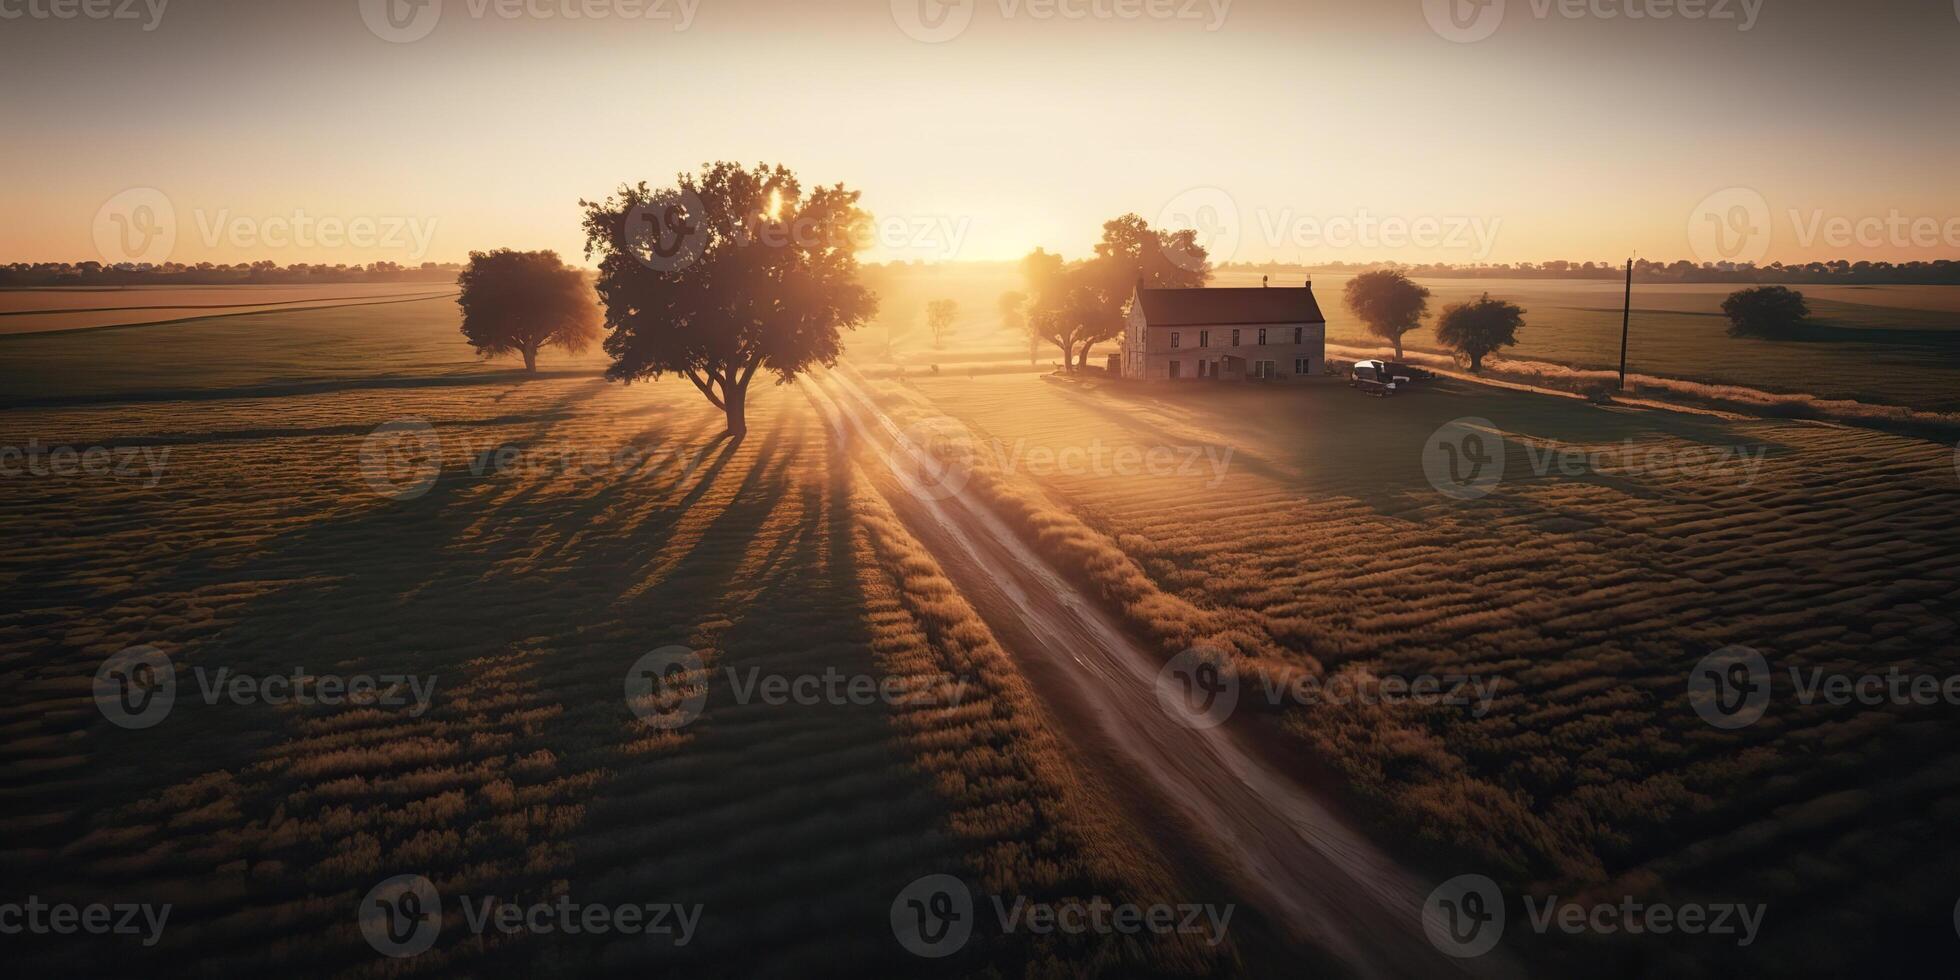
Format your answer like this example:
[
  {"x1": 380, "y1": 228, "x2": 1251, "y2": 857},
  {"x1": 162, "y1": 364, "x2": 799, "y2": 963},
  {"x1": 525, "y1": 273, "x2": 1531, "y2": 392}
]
[
  {"x1": 1343, "y1": 269, "x2": 1430, "y2": 359},
  {"x1": 456, "y1": 249, "x2": 600, "y2": 372},
  {"x1": 1722, "y1": 286, "x2": 1809, "y2": 338},
  {"x1": 1435, "y1": 293, "x2": 1525, "y2": 371},
  {"x1": 927, "y1": 299, "x2": 959, "y2": 350},
  {"x1": 580, "y1": 162, "x2": 878, "y2": 439}
]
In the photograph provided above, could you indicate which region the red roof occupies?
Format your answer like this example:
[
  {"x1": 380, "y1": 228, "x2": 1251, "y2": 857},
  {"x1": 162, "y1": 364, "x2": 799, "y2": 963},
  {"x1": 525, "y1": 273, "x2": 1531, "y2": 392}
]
[{"x1": 1134, "y1": 285, "x2": 1325, "y2": 326}]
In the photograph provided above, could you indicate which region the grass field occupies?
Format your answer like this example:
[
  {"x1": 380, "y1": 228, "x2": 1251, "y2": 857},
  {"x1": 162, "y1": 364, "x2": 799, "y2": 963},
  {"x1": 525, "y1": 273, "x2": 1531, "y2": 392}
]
[
  {"x1": 0, "y1": 298, "x2": 1241, "y2": 977},
  {"x1": 0, "y1": 284, "x2": 459, "y2": 336},
  {"x1": 851, "y1": 266, "x2": 1960, "y2": 413},
  {"x1": 3, "y1": 280, "x2": 1958, "y2": 976},
  {"x1": 880, "y1": 369, "x2": 1960, "y2": 976},
  {"x1": 1224, "y1": 272, "x2": 1960, "y2": 413}
]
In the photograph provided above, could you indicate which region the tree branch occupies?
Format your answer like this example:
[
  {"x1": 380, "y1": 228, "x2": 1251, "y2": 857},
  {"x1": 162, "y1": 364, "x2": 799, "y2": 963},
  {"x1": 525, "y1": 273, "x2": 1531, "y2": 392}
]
[{"x1": 683, "y1": 367, "x2": 726, "y2": 410}]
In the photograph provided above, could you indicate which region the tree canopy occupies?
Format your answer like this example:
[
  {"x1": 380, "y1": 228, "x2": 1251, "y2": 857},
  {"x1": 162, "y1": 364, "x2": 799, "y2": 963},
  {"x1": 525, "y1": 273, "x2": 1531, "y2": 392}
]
[
  {"x1": 1435, "y1": 293, "x2": 1525, "y2": 371},
  {"x1": 1721, "y1": 285, "x2": 1810, "y2": 339},
  {"x1": 579, "y1": 162, "x2": 878, "y2": 437},
  {"x1": 1020, "y1": 214, "x2": 1210, "y2": 370},
  {"x1": 1343, "y1": 268, "x2": 1431, "y2": 359},
  {"x1": 456, "y1": 249, "x2": 601, "y2": 373}
]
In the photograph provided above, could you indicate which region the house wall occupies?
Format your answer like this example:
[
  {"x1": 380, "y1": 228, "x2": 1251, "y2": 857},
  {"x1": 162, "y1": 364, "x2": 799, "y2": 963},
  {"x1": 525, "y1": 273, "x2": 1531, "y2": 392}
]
[{"x1": 1131, "y1": 320, "x2": 1326, "y2": 382}]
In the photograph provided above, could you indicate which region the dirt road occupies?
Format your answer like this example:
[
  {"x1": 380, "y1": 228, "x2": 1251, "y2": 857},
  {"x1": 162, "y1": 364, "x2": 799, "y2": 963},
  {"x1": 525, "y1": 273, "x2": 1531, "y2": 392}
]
[{"x1": 803, "y1": 367, "x2": 1525, "y2": 980}]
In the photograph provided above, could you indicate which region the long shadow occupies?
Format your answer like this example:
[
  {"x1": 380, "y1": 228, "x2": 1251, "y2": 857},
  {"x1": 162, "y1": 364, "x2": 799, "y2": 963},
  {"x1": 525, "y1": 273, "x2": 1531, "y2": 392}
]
[{"x1": 7, "y1": 380, "x2": 740, "y2": 858}]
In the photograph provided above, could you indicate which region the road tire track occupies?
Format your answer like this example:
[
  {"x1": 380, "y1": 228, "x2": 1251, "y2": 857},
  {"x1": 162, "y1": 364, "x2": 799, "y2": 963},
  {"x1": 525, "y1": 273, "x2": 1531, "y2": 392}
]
[{"x1": 803, "y1": 367, "x2": 1525, "y2": 980}]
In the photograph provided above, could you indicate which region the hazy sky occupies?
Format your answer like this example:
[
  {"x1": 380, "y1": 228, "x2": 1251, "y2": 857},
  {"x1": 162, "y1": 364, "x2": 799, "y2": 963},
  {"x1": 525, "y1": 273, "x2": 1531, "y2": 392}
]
[{"x1": 3, "y1": 0, "x2": 1957, "y2": 267}]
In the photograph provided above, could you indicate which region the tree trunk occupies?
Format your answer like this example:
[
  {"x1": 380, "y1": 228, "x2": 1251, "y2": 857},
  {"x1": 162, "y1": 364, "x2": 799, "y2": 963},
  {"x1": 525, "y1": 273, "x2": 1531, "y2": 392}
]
[
  {"x1": 1393, "y1": 337, "x2": 1404, "y2": 360},
  {"x1": 1051, "y1": 338, "x2": 1072, "y2": 370},
  {"x1": 722, "y1": 382, "x2": 747, "y2": 439},
  {"x1": 1469, "y1": 351, "x2": 1483, "y2": 372},
  {"x1": 522, "y1": 344, "x2": 539, "y2": 373}
]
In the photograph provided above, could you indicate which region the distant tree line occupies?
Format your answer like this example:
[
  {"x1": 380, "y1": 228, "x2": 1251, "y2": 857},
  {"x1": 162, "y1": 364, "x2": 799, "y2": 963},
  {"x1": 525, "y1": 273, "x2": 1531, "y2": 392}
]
[
  {"x1": 1222, "y1": 258, "x2": 1960, "y2": 286},
  {"x1": 0, "y1": 260, "x2": 463, "y2": 287}
]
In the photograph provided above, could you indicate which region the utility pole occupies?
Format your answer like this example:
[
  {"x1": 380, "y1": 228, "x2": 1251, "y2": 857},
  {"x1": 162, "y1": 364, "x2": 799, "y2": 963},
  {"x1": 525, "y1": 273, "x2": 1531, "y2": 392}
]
[{"x1": 1618, "y1": 257, "x2": 1633, "y2": 391}]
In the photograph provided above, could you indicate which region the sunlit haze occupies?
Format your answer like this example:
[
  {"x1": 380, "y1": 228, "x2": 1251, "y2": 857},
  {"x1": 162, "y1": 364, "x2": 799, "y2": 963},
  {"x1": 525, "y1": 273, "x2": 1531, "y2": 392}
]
[{"x1": 5, "y1": 0, "x2": 1958, "y2": 267}]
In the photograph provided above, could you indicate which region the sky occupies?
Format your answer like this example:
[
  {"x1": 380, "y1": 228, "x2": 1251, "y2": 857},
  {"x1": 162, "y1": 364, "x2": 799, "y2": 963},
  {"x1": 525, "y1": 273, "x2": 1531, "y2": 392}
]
[{"x1": 3, "y1": 0, "x2": 1958, "y2": 268}]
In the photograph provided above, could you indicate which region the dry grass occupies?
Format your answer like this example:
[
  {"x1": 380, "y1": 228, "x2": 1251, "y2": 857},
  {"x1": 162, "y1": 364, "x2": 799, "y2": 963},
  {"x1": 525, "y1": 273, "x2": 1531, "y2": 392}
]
[
  {"x1": 847, "y1": 459, "x2": 1231, "y2": 976},
  {"x1": 0, "y1": 297, "x2": 1234, "y2": 977},
  {"x1": 891, "y1": 369, "x2": 1960, "y2": 977}
]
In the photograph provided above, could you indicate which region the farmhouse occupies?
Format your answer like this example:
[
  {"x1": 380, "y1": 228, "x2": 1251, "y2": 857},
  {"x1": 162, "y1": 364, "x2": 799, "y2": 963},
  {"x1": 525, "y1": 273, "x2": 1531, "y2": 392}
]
[{"x1": 1118, "y1": 282, "x2": 1326, "y2": 382}]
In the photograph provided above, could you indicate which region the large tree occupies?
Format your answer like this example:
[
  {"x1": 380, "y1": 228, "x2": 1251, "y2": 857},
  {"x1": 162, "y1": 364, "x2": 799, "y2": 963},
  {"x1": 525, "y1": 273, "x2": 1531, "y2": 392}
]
[
  {"x1": 1020, "y1": 248, "x2": 1077, "y2": 367},
  {"x1": 1435, "y1": 293, "x2": 1525, "y2": 371},
  {"x1": 580, "y1": 162, "x2": 878, "y2": 438},
  {"x1": 1343, "y1": 269, "x2": 1431, "y2": 359},
  {"x1": 456, "y1": 249, "x2": 601, "y2": 372},
  {"x1": 1020, "y1": 215, "x2": 1210, "y2": 371},
  {"x1": 1029, "y1": 273, "x2": 1109, "y2": 371},
  {"x1": 1075, "y1": 213, "x2": 1210, "y2": 367},
  {"x1": 1721, "y1": 285, "x2": 1809, "y2": 338}
]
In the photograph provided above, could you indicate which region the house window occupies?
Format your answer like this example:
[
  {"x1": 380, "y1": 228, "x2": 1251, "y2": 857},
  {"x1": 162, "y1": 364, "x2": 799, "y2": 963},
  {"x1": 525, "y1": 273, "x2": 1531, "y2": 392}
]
[
  {"x1": 1294, "y1": 327, "x2": 1303, "y2": 345},
  {"x1": 1254, "y1": 360, "x2": 1276, "y2": 379},
  {"x1": 1198, "y1": 330, "x2": 1209, "y2": 348},
  {"x1": 1170, "y1": 331, "x2": 1180, "y2": 349},
  {"x1": 1231, "y1": 329, "x2": 1241, "y2": 347},
  {"x1": 1168, "y1": 360, "x2": 1182, "y2": 380},
  {"x1": 1258, "y1": 328, "x2": 1268, "y2": 346},
  {"x1": 1295, "y1": 357, "x2": 1311, "y2": 375}
]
